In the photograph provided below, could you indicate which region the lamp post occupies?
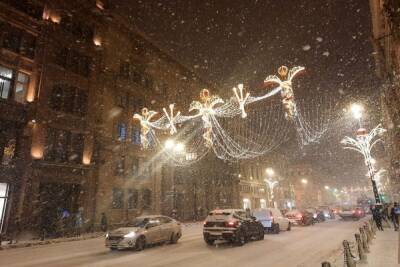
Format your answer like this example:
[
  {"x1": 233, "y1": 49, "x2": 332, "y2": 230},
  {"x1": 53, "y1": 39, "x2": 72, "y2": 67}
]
[
  {"x1": 164, "y1": 139, "x2": 186, "y2": 217},
  {"x1": 341, "y1": 124, "x2": 386, "y2": 204},
  {"x1": 265, "y1": 168, "x2": 278, "y2": 208}
]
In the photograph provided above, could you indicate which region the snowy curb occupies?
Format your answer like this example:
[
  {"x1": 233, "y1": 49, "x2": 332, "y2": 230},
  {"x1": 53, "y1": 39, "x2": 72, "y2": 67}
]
[
  {"x1": 0, "y1": 232, "x2": 104, "y2": 250},
  {"x1": 322, "y1": 217, "x2": 371, "y2": 266}
]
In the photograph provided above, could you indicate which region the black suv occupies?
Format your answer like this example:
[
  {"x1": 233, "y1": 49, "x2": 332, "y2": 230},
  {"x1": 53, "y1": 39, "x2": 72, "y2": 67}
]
[{"x1": 203, "y1": 209, "x2": 264, "y2": 246}]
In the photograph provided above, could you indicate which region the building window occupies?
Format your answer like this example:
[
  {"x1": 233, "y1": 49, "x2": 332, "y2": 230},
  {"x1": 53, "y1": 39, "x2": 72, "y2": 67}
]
[
  {"x1": 117, "y1": 122, "x2": 127, "y2": 141},
  {"x1": 116, "y1": 93, "x2": 128, "y2": 108},
  {"x1": 0, "y1": 66, "x2": 12, "y2": 100},
  {"x1": 53, "y1": 48, "x2": 91, "y2": 77},
  {"x1": 130, "y1": 97, "x2": 143, "y2": 113},
  {"x1": 49, "y1": 85, "x2": 88, "y2": 116},
  {"x1": 14, "y1": 72, "x2": 29, "y2": 103},
  {"x1": 0, "y1": 182, "x2": 9, "y2": 233},
  {"x1": 61, "y1": 16, "x2": 94, "y2": 43},
  {"x1": 131, "y1": 126, "x2": 141, "y2": 145},
  {"x1": 127, "y1": 189, "x2": 138, "y2": 209},
  {"x1": 132, "y1": 157, "x2": 139, "y2": 175},
  {"x1": 0, "y1": 65, "x2": 30, "y2": 102},
  {"x1": 142, "y1": 188, "x2": 152, "y2": 210},
  {"x1": 112, "y1": 188, "x2": 123, "y2": 209},
  {"x1": 1, "y1": 23, "x2": 36, "y2": 59},
  {"x1": 45, "y1": 128, "x2": 84, "y2": 163},
  {"x1": 115, "y1": 156, "x2": 125, "y2": 176}
]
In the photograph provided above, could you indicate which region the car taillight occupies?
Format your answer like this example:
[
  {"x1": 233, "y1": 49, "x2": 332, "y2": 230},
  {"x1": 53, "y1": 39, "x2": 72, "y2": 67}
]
[
  {"x1": 271, "y1": 216, "x2": 274, "y2": 223},
  {"x1": 296, "y1": 214, "x2": 303, "y2": 219},
  {"x1": 203, "y1": 221, "x2": 207, "y2": 225},
  {"x1": 352, "y1": 210, "x2": 356, "y2": 214},
  {"x1": 225, "y1": 221, "x2": 238, "y2": 227}
]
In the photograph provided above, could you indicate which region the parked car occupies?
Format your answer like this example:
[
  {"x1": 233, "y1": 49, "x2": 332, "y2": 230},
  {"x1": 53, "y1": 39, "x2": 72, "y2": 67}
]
[
  {"x1": 338, "y1": 206, "x2": 365, "y2": 220},
  {"x1": 318, "y1": 206, "x2": 335, "y2": 219},
  {"x1": 203, "y1": 209, "x2": 264, "y2": 246},
  {"x1": 105, "y1": 215, "x2": 181, "y2": 251},
  {"x1": 285, "y1": 209, "x2": 314, "y2": 226},
  {"x1": 252, "y1": 208, "x2": 291, "y2": 233},
  {"x1": 305, "y1": 208, "x2": 319, "y2": 223}
]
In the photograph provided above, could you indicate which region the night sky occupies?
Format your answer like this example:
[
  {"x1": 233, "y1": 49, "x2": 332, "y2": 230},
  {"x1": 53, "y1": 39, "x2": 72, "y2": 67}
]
[{"x1": 120, "y1": 0, "x2": 381, "y2": 187}]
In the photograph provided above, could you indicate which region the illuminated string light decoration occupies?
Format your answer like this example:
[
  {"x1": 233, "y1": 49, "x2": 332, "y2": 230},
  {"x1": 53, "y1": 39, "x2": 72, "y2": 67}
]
[
  {"x1": 133, "y1": 107, "x2": 158, "y2": 150},
  {"x1": 133, "y1": 65, "x2": 333, "y2": 164},
  {"x1": 341, "y1": 124, "x2": 386, "y2": 203}
]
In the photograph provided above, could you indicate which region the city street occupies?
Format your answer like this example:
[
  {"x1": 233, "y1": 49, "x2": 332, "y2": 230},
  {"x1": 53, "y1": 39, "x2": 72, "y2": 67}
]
[{"x1": 0, "y1": 219, "x2": 366, "y2": 267}]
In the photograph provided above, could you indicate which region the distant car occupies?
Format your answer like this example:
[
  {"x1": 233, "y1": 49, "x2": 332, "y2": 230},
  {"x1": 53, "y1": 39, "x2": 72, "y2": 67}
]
[
  {"x1": 105, "y1": 215, "x2": 181, "y2": 251},
  {"x1": 318, "y1": 206, "x2": 335, "y2": 219},
  {"x1": 203, "y1": 209, "x2": 264, "y2": 246},
  {"x1": 339, "y1": 206, "x2": 365, "y2": 220},
  {"x1": 252, "y1": 208, "x2": 291, "y2": 233},
  {"x1": 305, "y1": 208, "x2": 319, "y2": 223},
  {"x1": 285, "y1": 209, "x2": 314, "y2": 226}
]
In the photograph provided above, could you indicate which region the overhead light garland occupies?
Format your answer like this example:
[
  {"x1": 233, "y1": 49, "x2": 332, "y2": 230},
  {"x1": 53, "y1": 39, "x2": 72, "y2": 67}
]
[{"x1": 133, "y1": 65, "x2": 333, "y2": 164}]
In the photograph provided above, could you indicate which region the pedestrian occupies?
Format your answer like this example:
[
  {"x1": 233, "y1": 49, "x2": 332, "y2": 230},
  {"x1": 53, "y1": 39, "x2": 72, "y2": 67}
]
[
  {"x1": 390, "y1": 202, "x2": 400, "y2": 231},
  {"x1": 372, "y1": 205, "x2": 384, "y2": 231},
  {"x1": 75, "y1": 209, "x2": 84, "y2": 237},
  {"x1": 100, "y1": 213, "x2": 108, "y2": 232}
]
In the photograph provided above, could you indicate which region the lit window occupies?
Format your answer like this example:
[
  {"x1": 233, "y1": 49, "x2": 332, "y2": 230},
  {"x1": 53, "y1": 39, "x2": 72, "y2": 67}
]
[
  {"x1": 0, "y1": 183, "x2": 9, "y2": 233},
  {"x1": 117, "y1": 122, "x2": 127, "y2": 141},
  {"x1": 14, "y1": 72, "x2": 29, "y2": 103},
  {"x1": 0, "y1": 66, "x2": 12, "y2": 100},
  {"x1": 0, "y1": 65, "x2": 30, "y2": 103}
]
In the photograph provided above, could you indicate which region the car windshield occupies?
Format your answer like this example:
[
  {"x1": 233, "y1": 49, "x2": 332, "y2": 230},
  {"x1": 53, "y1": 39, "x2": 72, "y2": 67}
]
[{"x1": 127, "y1": 218, "x2": 149, "y2": 228}]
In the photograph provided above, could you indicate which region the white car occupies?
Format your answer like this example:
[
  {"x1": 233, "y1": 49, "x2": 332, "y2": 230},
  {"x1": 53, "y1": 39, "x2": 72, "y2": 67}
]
[
  {"x1": 252, "y1": 208, "x2": 291, "y2": 233},
  {"x1": 105, "y1": 215, "x2": 181, "y2": 251}
]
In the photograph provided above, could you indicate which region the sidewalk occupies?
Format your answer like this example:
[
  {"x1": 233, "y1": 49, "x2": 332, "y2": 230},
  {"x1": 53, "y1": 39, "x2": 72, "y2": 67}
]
[
  {"x1": 360, "y1": 228, "x2": 400, "y2": 266},
  {"x1": 0, "y1": 232, "x2": 104, "y2": 250}
]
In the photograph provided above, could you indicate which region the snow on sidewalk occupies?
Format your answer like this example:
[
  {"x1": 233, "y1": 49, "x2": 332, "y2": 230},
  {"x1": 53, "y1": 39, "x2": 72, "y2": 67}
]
[
  {"x1": 359, "y1": 229, "x2": 400, "y2": 267},
  {"x1": 0, "y1": 232, "x2": 104, "y2": 250}
]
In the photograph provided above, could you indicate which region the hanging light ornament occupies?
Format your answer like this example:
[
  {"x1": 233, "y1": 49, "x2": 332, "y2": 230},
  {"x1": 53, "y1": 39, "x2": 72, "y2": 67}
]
[
  {"x1": 163, "y1": 103, "x2": 180, "y2": 135},
  {"x1": 264, "y1": 65, "x2": 305, "y2": 120},
  {"x1": 133, "y1": 107, "x2": 158, "y2": 150},
  {"x1": 233, "y1": 83, "x2": 250, "y2": 118},
  {"x1": 189, "y1": 89, "x2": 224, "y2": 147},
  {"x1": 132, "y1": 65, "x2": 333, "y2": 164}
]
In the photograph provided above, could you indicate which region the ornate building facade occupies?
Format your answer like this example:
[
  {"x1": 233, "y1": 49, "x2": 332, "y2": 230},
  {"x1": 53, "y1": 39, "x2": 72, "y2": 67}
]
[
  {"x1": 0, "y1": 0, "x2": 239, "y2": 238},
  {"x1": 369, "y1": 0, "x2": 400, "y2": 199}
]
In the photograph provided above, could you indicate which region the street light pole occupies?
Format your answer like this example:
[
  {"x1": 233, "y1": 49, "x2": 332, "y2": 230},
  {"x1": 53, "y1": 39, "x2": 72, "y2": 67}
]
[{"x1": 341, "y1": 124, "x2": 386, "y2": 204}]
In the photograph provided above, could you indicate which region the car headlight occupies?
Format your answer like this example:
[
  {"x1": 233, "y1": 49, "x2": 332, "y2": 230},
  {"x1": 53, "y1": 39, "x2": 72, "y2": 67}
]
[
  {"x1": 124, "y1": 232, "x2": 136, "y2": 238},
  {"x1": 105, "y1": 233, "x2": 109, "y2": 238}
]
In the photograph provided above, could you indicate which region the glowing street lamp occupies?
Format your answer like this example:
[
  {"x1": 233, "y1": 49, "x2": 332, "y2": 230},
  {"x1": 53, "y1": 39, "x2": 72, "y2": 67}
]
[
  {"x1": 301, "y1": 178, "x2": 308, "y2": 184},
  {"x1": 165, "y1": 139, "x2": 175, "y2": 150},
  {"x1": 266, "y1": 168, "x2": 275, "y2": 176},
  {"x1": 324, "y1": 185, "x2": 330, "y2": 190},
  {"x1": 350, "y1": 103, "x2": 364, "y2": 128}
]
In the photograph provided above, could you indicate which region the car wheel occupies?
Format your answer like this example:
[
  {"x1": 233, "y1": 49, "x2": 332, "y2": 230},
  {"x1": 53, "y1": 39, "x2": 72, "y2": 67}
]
[
  {"x1": 258, "y1": 228, "x2": 265, "y2": 240},
  {"x1": 273, "y1": 224, "x2": 280, "y2": 234},
  {"x1": 235, "y1": 230, "x2": 246, "y2": 246},
  {"x1": 135, "y1": 236, "x2": 146, "y2": 251},
  {"x1": 109, "y1": 247, "x2": 118, "y2": 251},
  {"x1": 170, "y1": 233, "x2": 179, "y2": 244},
  {"x1": 204, "y1": 237, "x2": 214, "y2": 246},
  {"x1": 287, "y1": 222, "x2": 291, "y2": 231}
]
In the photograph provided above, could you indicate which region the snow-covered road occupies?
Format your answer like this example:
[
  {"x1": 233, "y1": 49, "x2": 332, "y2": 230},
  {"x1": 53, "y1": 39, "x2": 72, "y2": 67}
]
[{"x1": 0, "y1": 219, "x2": 367, "y2": 267}]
